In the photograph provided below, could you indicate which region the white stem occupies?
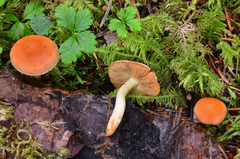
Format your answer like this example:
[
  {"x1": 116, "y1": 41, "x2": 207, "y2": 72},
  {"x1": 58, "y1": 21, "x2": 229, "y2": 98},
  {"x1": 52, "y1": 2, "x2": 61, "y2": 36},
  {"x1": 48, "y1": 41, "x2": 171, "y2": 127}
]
[{"x1": 106, "y1": 77, "x2": 139, "y2": 136}]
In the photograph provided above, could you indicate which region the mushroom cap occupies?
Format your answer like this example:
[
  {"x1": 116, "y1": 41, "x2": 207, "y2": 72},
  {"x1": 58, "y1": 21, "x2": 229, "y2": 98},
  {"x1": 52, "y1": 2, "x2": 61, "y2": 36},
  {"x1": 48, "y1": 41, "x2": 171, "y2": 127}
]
[
  {"x1": 108, "y1": 60, "x2": 160, "y2": 96},
  {"x1": 194, "y1": 97, "x2": 227, "y2": 125},
  {"x1": 10, "y1": 35, "x2": 59, "y2": 76}
]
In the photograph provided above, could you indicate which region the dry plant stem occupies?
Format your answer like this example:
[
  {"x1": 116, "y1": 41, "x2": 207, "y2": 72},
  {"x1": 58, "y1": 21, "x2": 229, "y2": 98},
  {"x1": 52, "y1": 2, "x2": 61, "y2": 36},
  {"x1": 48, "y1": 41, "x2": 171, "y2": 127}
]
[
  {"x1": 100, "y1": 0, "x2": 113, "y2": 28},
  {"x1": 228, "y1": 107, "x2": 240, "y2": 111},
  {"x1": 217, "y1": 67, "x2": 232, "y2": 85},
  {"x1": 106, "y1": 77, "x2": 139, "y2": 136},
  {"x1": 218, "y1": 15, "x2": 235, "y2": 22},
  {"x1": 224, "y1": 9, "x2": 232, "y2": 32},
  {"x1": 221, "y1": 38, "x2": 235, "y2": 42}
]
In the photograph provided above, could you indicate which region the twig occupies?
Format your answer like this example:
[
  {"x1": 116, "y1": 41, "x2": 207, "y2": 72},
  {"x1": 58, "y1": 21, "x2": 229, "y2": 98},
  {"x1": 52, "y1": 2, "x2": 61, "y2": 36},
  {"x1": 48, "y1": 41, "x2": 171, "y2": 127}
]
[
  {"x1": 217, "y1": 67, "x2": 232, "y2": 85},
  {"x1": 118, "y1": 0, "x2": 122, "y2": 10},
  {"x1": 218, "y1": 14, "x2": 235, "y2": 22},
  {"x1": 96, "y1": 30, "x2": 114, "y2": 38},
  {"x1": 224, "y1": 9, "x2": 233, "y2": 32},
  {"x1": 218, "y1": 144, "x2": 230, "y2": 159},
  {"x1": 228, "y1": 65, "x2": 238, "y2": 79},
  {"x1": 221, "y1": 37, "x2": 235, "y2": 42},
  {"x1": 228, "y1": 107, "x2": 240, "y2": 111},
  {"x1": 100, "y1": 0, "x2": 113, "y2": 28},
  {"x1": 229, "y1": 86, "x2": 240, "y2": 92}
]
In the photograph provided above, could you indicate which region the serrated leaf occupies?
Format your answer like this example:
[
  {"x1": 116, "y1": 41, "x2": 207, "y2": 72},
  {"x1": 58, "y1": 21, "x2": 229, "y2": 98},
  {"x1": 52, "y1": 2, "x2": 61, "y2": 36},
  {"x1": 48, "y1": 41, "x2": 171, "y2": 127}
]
[
  {"x1": 30, "y1": 13, "x2": 53, "y2": 35},
  {"x1": 76, "y1": 31, "x2": 96, "y2": 53},
  {"x1": 109, "y1": 7, "x2": 140, "y2": 38},
  {"x1": 109, "y1": 19, "x2": 122, "y2": 31},
  {"x1": 116, "y1": 23, "x2": 128, "y2": 38},
  {"x1": 124, "y1": 7, "x2": 137, "y2": 21},
  {"x1": 75, "y1": 8, "x2": 93, "y2": 32},
  {"x1": 9, "y1": 22, "x2": 24, "y2": 40},
  {"x1": 126, "y1": 19, "x2": 141, "y2": 32},
  {"x1": 116, "y1": 8, "x2": 126, "y2": 21},
  {"x1": 55, "y1": 5, "x2": 76, "y2": 32},
  {"x1": 23, "y1": 2, "x2": 44, "y2": 20},
  {"x1": 6, "y1": 12, "x2": 19, "y2": 21},
  {"x1": 59, "y1": 36, "x2": 81, "y2": 64}
]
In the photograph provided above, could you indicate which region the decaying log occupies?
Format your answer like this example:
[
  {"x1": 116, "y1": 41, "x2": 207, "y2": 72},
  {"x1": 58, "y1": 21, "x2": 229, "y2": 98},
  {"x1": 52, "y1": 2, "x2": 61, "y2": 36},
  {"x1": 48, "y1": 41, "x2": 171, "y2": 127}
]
[{"x1": 0, "y1": 67, "x2": 226, "y2": 158}]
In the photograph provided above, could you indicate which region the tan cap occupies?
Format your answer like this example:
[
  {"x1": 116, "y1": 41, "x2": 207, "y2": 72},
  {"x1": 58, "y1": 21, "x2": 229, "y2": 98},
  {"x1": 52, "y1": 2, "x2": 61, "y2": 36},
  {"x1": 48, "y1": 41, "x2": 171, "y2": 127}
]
[
  {"x1": 10, "y1": 35, "x2": 59, "y2": 76},
  {"x1": 194, "y1": 97, "x2": 227, "y2": 125},
  {"x1": 108, "y1": 60, "x2": 160, "y2": 96}
]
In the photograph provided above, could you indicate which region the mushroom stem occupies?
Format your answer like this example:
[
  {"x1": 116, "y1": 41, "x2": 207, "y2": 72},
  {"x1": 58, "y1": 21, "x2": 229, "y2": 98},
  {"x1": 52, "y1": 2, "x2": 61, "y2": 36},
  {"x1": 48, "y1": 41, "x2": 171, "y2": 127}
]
[{"x1": 106, "y1": 77, "x2": 139, "y2": 136}]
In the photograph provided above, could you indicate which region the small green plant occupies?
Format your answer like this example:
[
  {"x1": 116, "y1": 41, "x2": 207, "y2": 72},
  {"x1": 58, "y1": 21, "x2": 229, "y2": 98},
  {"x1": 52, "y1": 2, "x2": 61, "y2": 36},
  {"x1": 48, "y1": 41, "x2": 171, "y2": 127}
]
[
  {"x1": 0, "y1": 104, "x2": 14, "y2": 121},
  {"x1": 8, "y1": 2, "x2": 53, "y2": 40},
  {"x1": 216, "y1": 35, "x2": 240, "y2": 72},
  {"x1": 219, "y1": 115, "x2": 240, "y2": 141},
  {"x1": 109, "y1": 7, "x2": 141, "y2": 38},
  {"x1": 55, "y1": 5, "x2": 97, "y2": 64},
  {"x1": 196, "y1": 5, "x2": 226, "y2": 42},
  {"x1": 45, "y1": 148, "x2": 70, "y2": 159}
]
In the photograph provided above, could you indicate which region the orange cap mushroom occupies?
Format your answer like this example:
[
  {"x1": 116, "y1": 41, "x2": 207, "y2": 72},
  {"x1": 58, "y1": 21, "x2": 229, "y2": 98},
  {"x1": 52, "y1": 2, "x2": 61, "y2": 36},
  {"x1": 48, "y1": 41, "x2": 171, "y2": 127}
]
[
  {"x1": 10, "y1": 35, "x2": 59, "y2": 76},
  {"x1": 106, "y1": 60, "x2": 160, "y2": 136},
  {"x1": 194, "y1": 97, "x2": 227, "y2": 125}
]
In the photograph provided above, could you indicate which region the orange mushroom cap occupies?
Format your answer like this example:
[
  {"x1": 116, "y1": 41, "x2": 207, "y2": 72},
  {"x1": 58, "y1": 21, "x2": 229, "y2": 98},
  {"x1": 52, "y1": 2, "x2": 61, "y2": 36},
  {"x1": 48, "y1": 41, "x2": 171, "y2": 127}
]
[
  {"x1": 194, "y1": 97, "x2": 227, "y2": 125},
  {"x1": 10, "y1": 35, "x2": 59, "y2": 76},
  {"x1": 108, "y1": 60, "x2": 160, "y2": 96}
]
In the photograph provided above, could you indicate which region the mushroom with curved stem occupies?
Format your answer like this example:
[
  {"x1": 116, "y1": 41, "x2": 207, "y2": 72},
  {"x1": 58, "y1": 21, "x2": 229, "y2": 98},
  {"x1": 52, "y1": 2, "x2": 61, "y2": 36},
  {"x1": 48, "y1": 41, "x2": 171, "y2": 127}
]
[
  {"x1": 106, "y1": 61, "x2": 160, "y2": 136},
  {"x1": 10, "y1": 35, "x2": 59, "y2": 77}
]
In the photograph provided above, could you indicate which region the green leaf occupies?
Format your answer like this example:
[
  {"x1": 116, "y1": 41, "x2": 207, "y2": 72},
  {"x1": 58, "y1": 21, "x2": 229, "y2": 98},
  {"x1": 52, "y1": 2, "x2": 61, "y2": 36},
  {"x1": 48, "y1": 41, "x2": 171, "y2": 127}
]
[
  {"x1": 109, "y1": 7, "x2": 141, "y2": 38},
  {"x1": 5, "y1": 12, "x2": 19, "y2": 21},
  {"x1": 23, "y1": 24, "x2": 34, "y2": 37},
  {"x1": 0, "y1": 0, "x2": 4, "y2": 6},
  {"x1": 59, "y1": 36, "x2": 81, "y2": 64},
  {"x1": 109, "y1": 19, "x2": 128, "y2": 37},
  {"x1": 126, "y1": 19, "x2": 141, "y2": 32},
  {"x1": 124, "y1": 7, "x2": 138, "y2": 21},
  {"x1": 30, "y1": 13, "x2": 53, "y2": 35},
  {"x1": 76, "y1": 31, "x2": 96, "y2": 53},
  {"x1": 23, "y1": 2, "x2": 44, "y2": 20},
  {"x1": 216, "y1": 41, "x2": 236, "y2": 68},
  {"x1": 75, "y1": 8, "x2": 93, "y2": 32},
  {"x1": 116, "y1": 23, "x2": 128, "y2": 38},
  {"x1": 117, "y1": 7, "x2": 137, "y2": 21},
  {"x1": 0, "y1": 47, "x2": 2, "y2": 54},
  {"x1": 109, "y1": 19, "x2": 122, "y2": 31},
  {"x1": 9, "y1": 22, "x2": 24, "y2": 40},
  {"x1": 55, "y1": 5, "x2": 76, "y2": 32}
]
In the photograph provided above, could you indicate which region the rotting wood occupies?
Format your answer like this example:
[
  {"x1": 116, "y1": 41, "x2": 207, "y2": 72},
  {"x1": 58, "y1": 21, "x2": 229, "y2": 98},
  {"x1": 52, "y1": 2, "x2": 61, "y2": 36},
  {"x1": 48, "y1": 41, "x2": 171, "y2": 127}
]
[{"x1": 0, "y1": 67, "x2": 228, "y2": 158}]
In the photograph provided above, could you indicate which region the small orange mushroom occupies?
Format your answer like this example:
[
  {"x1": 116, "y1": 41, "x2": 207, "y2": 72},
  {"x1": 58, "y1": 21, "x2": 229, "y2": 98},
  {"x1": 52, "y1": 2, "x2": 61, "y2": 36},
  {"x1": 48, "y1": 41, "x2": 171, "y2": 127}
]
[
  {"x1": 10, "y1": 35, "x2": 59, "y2": 76},
  {"x1": 194, "y1": 97, "x2": 227, "y2": 125}
]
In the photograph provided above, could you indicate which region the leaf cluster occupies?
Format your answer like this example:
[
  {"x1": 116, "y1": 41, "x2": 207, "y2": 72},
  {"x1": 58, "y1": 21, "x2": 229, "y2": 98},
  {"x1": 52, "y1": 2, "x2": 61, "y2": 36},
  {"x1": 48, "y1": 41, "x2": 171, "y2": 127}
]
[
  {"x1": 54, "y1": 5, "x2": 97, "y2": 64},
  {"x1": 109, "y1": 7, "x2": 141, "y2": 38}
]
